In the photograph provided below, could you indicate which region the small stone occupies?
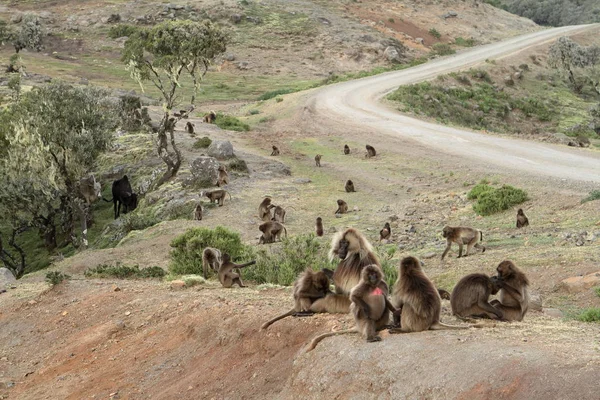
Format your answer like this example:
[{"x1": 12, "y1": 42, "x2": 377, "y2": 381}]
[
  {"x1": 125, "y1": 311, "x2": 131, "y2": 316},
  {"x1": 28, "y1": 300, "x2": 37, "y2": 305},
  {"x1": 170, "y1": 280, "x2": 187, "y2": 290},
  {"x1": 353, "y1": 206, "x2": 360, "y2": 212},
  {"x1": 543, "y1": 308, "x2": 564, "y2": 318},
  {"x1": 61, "y1": 311, "x2": 68, "y2": 316},
  {"x1": 113, "y1": 286, "x2": 121, "y2": 292},
  {"x1": 422, "y1": 252, "x2": 437, "y2": 259}
]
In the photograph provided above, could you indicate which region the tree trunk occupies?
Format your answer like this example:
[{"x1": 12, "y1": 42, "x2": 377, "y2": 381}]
[
  {"x1": 154, "y1": 113, "x2": 183, "y2": 188},
  {"x1": 0, "y1": 227, "x2": 27, "y2": 279}
]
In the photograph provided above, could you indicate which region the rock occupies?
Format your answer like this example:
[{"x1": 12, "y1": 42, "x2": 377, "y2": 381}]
[
  {"x1": 113, "y1": 286, "x2": 121, "y2": 292},
  {"x1": 11, "y1": 14, "x2": 23, "y2": 23},
  {"x1": 415, "y1": 38, "x2": 425, "y2": 45},
  {"x1": 335, "y1": 214, "x2": 342, "y2": 218},
  {"x1": 504, "y1": 76, "x2": 515, "y2": 86},
  {"x1": 513, "y1": 71, "x2": 522, "y2": 80},
  {"x1": 442, "y1": 11, "x2": 458, "y2": 19},
  {"x1": 560, "y1": 272, "x2": 600, "y2": 293},
  {"x1": 189, "y1": 156, "x2": 220, "y2": 186},
  {"x1": 115, "y1": 320, "x2": 126, "y2": 330},
  {"x1": 237, "y1": 61, "x2": 249, "y2": 70},
  {"x1": 422, "y1": 252, "x2": 437, "y2": 259},
  {"x1": 107, "y1": 14, "x2": 121, "y2": 23},
  {"x1": 317, "y1": 17, "x2": 331, "y2": 25},
  {"x1": 353, "y1": 206, "x2": 360, "y2": 212},
  {"x1": 230, "y1": 14, "x2": 242, "y2": 24},
  {"x1": 543, "y1": 308, "x2": 564, "y2": 318},
  {"x1": 224, "y1": 53, "x2": 236, "y2": 61},
  {"x1": 0, "y1": 268, "x2": 17, "y2": 288},
  {"x1": 265, "y1": 162, "x2": 291, "y2": 177},
  {"x1": 171, "y1": 280, "x2": 187, "y2": 290},
  {"x1": 207, "y1": 140, "x2": 235, "y2": 159},
  {"x1": 407, "y1": 225, "x2": 417, "y2": 234},
  {"x1": 383, "y1": 46, "x2": 402, "y2": 63},
  {"x1": 328, "y1": 227, "x2": 337, "y2": 233},
  {"x1": 529, "y1": 292, "x2": 543, "y2": 312}
]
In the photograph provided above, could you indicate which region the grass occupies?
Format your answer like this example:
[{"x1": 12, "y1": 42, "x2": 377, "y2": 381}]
[
  {"x1": 193, "y1": 137, "x2": 212, "y2": 149},
  {"x1": 577, "y1": 308, "x2": 600, "y2": 322},
  {"x1": 84, "y1": 263, "x2": 166, "y2": 279},
  {"x1": 45, "y1": 271, "x2": 70, "y2": 286},
  {"x1": 257, "y1": 88, "x2": 299, "y2": 101},
  {"x1": 455, "y1": 37, "x2": 476, "y2": 47},
  {"x1": 432, "y1": 43, "x2": 455, "y2": 56},
  {"x1": 595, "y1": 287, "x2": 600, "y2": 298},
  {"x1": 214, "y1": 115, "x2": 250, "y2": 132},
  {"x1": 581, "y1": 190, "x2": 600, "y2": 204},
  {"x1": 429, "y1": 28, "x2": 442, "y2": 39}
]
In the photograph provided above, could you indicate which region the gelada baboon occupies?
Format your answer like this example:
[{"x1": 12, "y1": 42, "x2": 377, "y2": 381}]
[
  {"x1": 344, "y1": 144, "x2": 350, "y2": 155},
  {"x1": 329, "y1": 228, "x2": 381, "y2": 295},
  {"x1": 271, "y1": 205, "x2": 286, "y2": 224},
  {"x1": 258, "y1": 221, "x2": 287, "y2": 244},
  {"x1": 193, "y1": 203, "x2": 203, "y2": 221},
  {"x1": 185, "y1": 121, "x2": 195, "y2": 135},
  {"x1": 203, "y1": 110, "x2": 216, "y2": 123},
  {"x1": 389, "y1": 256, "x2": 467, "y2": 333},
  {"x1": 450, "y1": 274, "x2": 504, "y2": 320},
  {"x1": 202, "y1": 247, "x2": 222, "y2": 279},
  {"x1": 202, "y1": 189, "x2": 231, "y2": 206},
  {"x1": 218, "y1": 253, "x2": 256, "y2": 288},
  {"x1": 516, "y1": 209, "x2": 529, "y2": 228},
  {"x1": 380, "y1": 222, "x2": 391, "y2": 241},
  {"x1": 345, "y1": 180, "x2": 355, "y2": 193},
  {"x1": 306, "y1": 265, "x2": 396, "y2": 351},
  {"x1": 258, "y1": 197, "x2": 275, "y2": 222},
  {"x1": 271, "y1": 146, "x2": 280, "y2": 156},
  {"x1": 490, "y1": 260, "x2": 530, "y2": 321},
  {"x1": 261, "y1": 269, "x2": 332, "y2": 330},
  {"x1": 217, "y1": 165, "x2": 229, "y2": 187},
  {"x1": 441, "y1": 226, "x2": 485, "y2": 260},
  {"x1": 365, "y1": 144, "x2": 376, "y2": 158},
  {"x1": 335, "y1": 199, "x2": 348, "y2": 214},
  {"x1": 315, "y1": 217, "x2": 324, "y2": 237},
  {"x1": 315, "y1": 154, "x2": 322, "y2": 167}
]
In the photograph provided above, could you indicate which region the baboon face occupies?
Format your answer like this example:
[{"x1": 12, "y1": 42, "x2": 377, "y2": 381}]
[
  {"x1": 517, "y1": 209, "x2": 524, "y2": 215},
  {"x1": 222, "y1": 253, "x2": 231, "y2": 263},
  {"x1": 442, "y1": 226, "x2": 452, "y2": 238},
  {"x1": 316, "y1": 217, "x2": 322, "y2": 223},
  {"x1": 400, "y1": 256, "x2": 420, "y2": 273},
  {"x1": 313, "y1": 272, "x2": 330, "y2": 293},
  {"x1": 337, "y1": 238, "x2": 350, "y2": 259},
  {"x1": 489, "y1": 276, "x2": 502, "y2": 295},
  {"x1": 496, "y1": 261, "x2": 515, "y2": 279}
]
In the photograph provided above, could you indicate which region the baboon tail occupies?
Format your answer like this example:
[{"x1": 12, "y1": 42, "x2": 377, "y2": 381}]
[
  {"x1": 283, "y1": 226, "x2": 288, "y2": 238},
  {"x1": 102, "y1": 197, "x2": 113, "y2": 203},
  {"x1": 260, "y1": 309, "x2": 295, "y2": 330},
  {"x1": 305, "y1": 329, "x2": 356, "y2": 353},
  {"x1": 430, "y1": 321, "x2": 470, "y2": 330}
]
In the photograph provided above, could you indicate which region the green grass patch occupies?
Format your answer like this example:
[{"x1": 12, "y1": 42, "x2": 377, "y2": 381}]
[
  {"x1": 215, "y1": 115, "x2": 250, "y2": 132},
  {"x1": 581, "y1": 190, "x2": 600, "y2": 204},
  {"x1": 429, "y1": 28, "x2": 442, "y2": 39},
  {"x1": 257, "y1": 88, "x2": 298, "y2": 101},
  {"x1": 577, "y1": 308, "x2": 600, "y2": 322},
  {"x1": 45, "y1": 271, "x2": 70, "y2": 286},
  {"x1": 455, "y1": 37, "x2": 476, "y2": 47},
  {"x1": 467, "y1": 184, "x2": 529, "y2": 216},
  {"x1": 432, "y1": 43, "x2": 455, "y2": 56},
  {"x1": 108, "y1": 24, "x2": 138, "y2": 39},
  {"x1": 193, "y1": 136, "x2": 212, "y2": 149},
  {"x1": 85, "y1": 263, "x2": 166, "y2": 279},
  {"x1": 594, "y1": 287, "x2": 600, "y2": 298}
]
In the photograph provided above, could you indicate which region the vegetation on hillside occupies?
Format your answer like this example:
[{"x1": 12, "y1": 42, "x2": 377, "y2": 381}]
[{"x1": 484, "y1": 0, "x2": 600, "y2": 26}]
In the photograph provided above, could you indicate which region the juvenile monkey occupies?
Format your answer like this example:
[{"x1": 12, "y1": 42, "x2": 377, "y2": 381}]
[
  {"x1": 315, "y1": 217, "x2": 324, "y2": 237},
  {"x1": 202, "y1": 247, "x2": 222, "y2": 279},
  {"x1": 491, "y1": 260, "x2": 530, "y2": 321},
  {"x1": 258, "y1": 221, "x2": 287, "y2": 244},
  {"x1": 345, "y1": 180, "x2": 355, "y2": 193},
  {"x1": 335, "y1": 199, "x2": 348, "y2": 214},
  {"x1": 193, "y1": 203, "x2": 203, "y2": 221},
  {"x1": 441, "y1": 226, "x2": 485, "y2": 260},
  {"x1": 271, "y1": 205, "x2": 286, "y2": 224},
  {"x1": 202, "y1": 189, "x2": 231, "y2": 206},
  {"x1": 306, "y1": 265, "x2": 396, "y2": 351},
  {"x1": 315, "y1": 154, "x2": 322, "y2": 167},
  {"x1": 344, "y1": 144, "x2": 350, "y2": 155},
  {"x1": 389, "y1": 256, "x2": 467, "y2": 333},
  {"x1": 365, "y1": 145, "x2": 376, "y2": 158},
  {"x1": 185, "y1": 121, "x2": 195, "y2": 135},
  {"x1": 380, "y1": 222, "x2": 391, "y2": 241},
  {"x1": 218, "y1": 253, "x2": 256, "y2": 288},
  {"x1": 271, "y1": 146, "x2": 280, "y2": 156},
  {"x1": 450, "y1": 274, "x2": 504, "y2": 320},
  {"x1": 516, "y1": 209, "x2": 529, "y2": 228},
  {"x1": 261, "y1": 269, "x2": 332, "y2": 330},
  {"x1": 203, "y1": 111, "x2": 216, "y2": 123},
  {"x1": 217, "y1": 165, "x2": 229, "y2": 187},
  {"x1": 258, "y1": 197, "x2": 275, "y2": 222}
]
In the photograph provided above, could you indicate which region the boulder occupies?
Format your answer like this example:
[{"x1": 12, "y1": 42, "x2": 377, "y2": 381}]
[
  {"x1": 383, "y1": 46, "x2": 402, "y2": 63},
  {"x1": 230, "y1": 14, "x2": 242, "y2": 24},
  {"x1": 189, "y1": 156, "x2": 220, "y2": 186},
  {"x1": 529, "y1": 292, "x2": 543, "y2": 312},
  {"x1": 560, "y1": 272, "x2": 600, "y2": 293},
  {"x1": 0, "y1": 268, "x2": 17, "y2": 288},
  {"x1": 207, "y1": 140, "x2": 235, "y2": 160},
  {"x1": 415, "y1": 37, "x2": 425, "y2": 45}
]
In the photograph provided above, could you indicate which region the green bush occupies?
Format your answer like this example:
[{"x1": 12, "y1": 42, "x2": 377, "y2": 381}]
[
  {"x1": 108, "y1": 24, "x2": 138, "y2": 39},
  {"x1": 228, "y1": 157, "x2": 249, "y2": 172},
  {"x1": 122, "y1": 213, "x2": 160, "y2": 233},
  {"x1": 577, "y1": 308, "x2": 600, "y2": 322},
  {"x1": 84, "y1": 263, "x2": 166, "y2": 279},
  {"x1": 257, "y1": 88, "x2": 297, "y2": 101},
  {"x1": 275, "y1": 97, "x2": 284, "y2": 103},
  {"x1": 169, "y1": 227, "x2": 251, "y2": 275},
  {"x1": 249, "y1": 109, "x2": 260, "y2": 115},
  {"x1": 242, "y1": 234, "x2": 333, "y2": 286},
  {"x1": 581, "y1": 190, "x2": 600, "y2": 203},
  {"x1": 467, "y1": 183, "x2": 494, "y2": 200},
  {"x1": 215, "y1": 115, "x2": 250, "y2": 132},
  {"x1": 429, "y1": 28, "x2": 442, "y2": 39},
  {"x1": 471, "y1": 185, "x2": 529, "y2": 216},
  {"x1": 455, "y1": 37, "x2": 476, "y2": 47},
  {"x1": 432, "y1": 43, "x2": 455, "y2": 56},
  {"x1": 45, "y1": 271, "x2": 70, "y2": 285},
  {"x1": 470, "y1": 69, "x2": 493, "y2": 83},
  {"x1": 193, "y1": 136, "x2": 212, "y2": 149},
  {"x1": 594, "y1": 287, "x2": 600, "y2": 297}
]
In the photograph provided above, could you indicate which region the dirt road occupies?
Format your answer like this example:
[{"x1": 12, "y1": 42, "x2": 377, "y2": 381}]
[{"x1": 311, "y1": 24, "x2": 600, "y2": 183}]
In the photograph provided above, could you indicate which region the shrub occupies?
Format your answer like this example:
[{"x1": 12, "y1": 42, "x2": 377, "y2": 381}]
[
  {"x1": 455, "y1": 37, "x2": 476, "y2": 47},
  {"x1": 376, "y1": 245, "x2": 398, "y2": 288},
  {"x1": 257, "y1": 88, "x2": 297, "y2": 101},
  {"x1": 432, "y1": 43, "x2": 455, "y2": 56},
  {"x1": 45, "y1": 271, "x2": 70, "y2": 285},
  {"x1": 471, "y1": 185, "x2": 529, "y2": 216},
  {"x1": 470, "y1": 69, "x2": 493, "y2": 83},
  {"x1": 169, "y1": 227, "x2": 251, "y2": 275},
  {"x1": 577, "y1": 308, "x2": 600, "y2": 322},
  {"x1": 275, "y1": 97, "x2": 284, "y2": 103},
  {"x1": 249, "y1": 109, "x2": 260, "y2": 115},
  {"x1": 193, "y1": 136, "x2": 212, "y2": 149},
  {"x1": 519, "y1": 63, "x2": 530, "y2": 71},
  {"x1": 228, "y1": 157, "x2": 249, "y2": 172},
  {"x1": 85, "y1": 263, "x2": 166, "y2": 279},
  {"x1": 241, "y1": 234, "x2": 332, "y2": 286},
  {"x1": 215, "y1": 115, "x2": 250, "y2": 132},
  {"x1": 581, "y1": 190, "x2": 600, "y2": 203},
  {"x1": 388, "y1": 18, "x2": 395, "y2": 23},
  {"x1": 122, "y1": 213, "x2": 160, "y2": 233},
  {"x1": 594, "y1": 287, "x2": 600, "y2": 297},
  {"x1": 467, "y1": 183, "x2": 494, "y2": 200},
  {"x1": 108, "y1": 24, "x2": 138, "y2": 39},
  {"x1": 429, "y1": 28, "x2": 442, "y2": 39}
]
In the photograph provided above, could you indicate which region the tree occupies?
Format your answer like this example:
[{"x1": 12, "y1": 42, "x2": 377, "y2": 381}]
[
  {"x1": 122, "y1": 20, "x2": 227, "y2": 186},
  {"x1": 549, "y1": 36, "x2": 600, "y2": 92},
  {"x1": 1, "y1": 14, "x2": 44, "y2": 73}
]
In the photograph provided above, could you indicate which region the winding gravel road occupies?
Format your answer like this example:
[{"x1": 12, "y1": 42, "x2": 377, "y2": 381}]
[{"x1": 312, "y1": 24, "x2": 600, "y2": 184}]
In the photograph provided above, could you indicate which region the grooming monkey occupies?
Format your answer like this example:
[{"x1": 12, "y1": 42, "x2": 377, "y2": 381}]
[
  {"x1": 345, "y1": 180, "x2": 355, "y2": 193},
  {"x1": 335, "y1": 199, "x2": 348, "y2": 214},
  {"x1": 258, "y1": 197, "x2": 276, "y2": 222},
  {"x1": 315, "y1": 217, "x2": 324, "y2": 237},
  {"x1": 202, "y1": 189, "x2": 231, "y2": 206},
  {"x1": 271, "y1": 205, "x2": 286, "y2": 224},
  {"x1": 516, "y1": 209, "x2": 529, "y2": 228},
  {"x1": 441, "y1": 226, "x2": 485, "y2": 260},
  {"x1": 490, "y1": 260, "x2": 530, "y2": 321},
  {"x1": 258, "y1": 221, "x2": 287, "y2": 244},
  {"x1": 202, "y1": 247, "x2": 222, "y2": 279},
  {"x1": 450, "y1": 273, "x2": 504, "y2": 320},
  {"x1": 315, "y1": 154, "x2": 322, "y2": 167},
  {"x1": 306, "y1": 265, "x2": 396, "y2": 351},
  {"x1": 218, "y1": 253, "x2": 256, "y2": 288}
]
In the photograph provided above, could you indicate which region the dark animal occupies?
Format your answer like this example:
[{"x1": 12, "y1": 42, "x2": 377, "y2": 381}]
[
  {"x1": 193, "y1": 203, "x2": 203, "y2": 221},
  {"x1": 516, "y1": 209, "x2": 529, "y2": 228},
  {"x1": 315, "y1": 154, "x2": 322, "y2": 167},
  {"x1": 365, "y1": 145, "x2": 376, "y2": 158},
  {"x1": 380, "y1": 222, "x2": 391, "y2": 241},
  {"x1": 315, "y1": 217, "x2": 324, "y2": 237},
  {"x1": 202, "y1": 247, "x2": 222, "y2": 279},
  {"x1": 217, "y1": 165, "x2": 229, "y2": 187},
  {"x1": 335, "y1": 199, "x2": 348, "y2": 214},
  {"x1": 258, "y1": 221, "x2": 287, "y2": 244},
  {"x1": 218, "y1": 253, "x2": 256, "y2": 288},
  {"x1": 104, "y1": 175, "x2": 138, "y2": 219},
  {"x1": 344, "y1": 144, "x2": 350, "y2": 155},
  {"x1": 345, "y1": 180, "x2": 355, "y2": 193},
  {"x1": 203, "y1": 111, "x2": 216, "y2": 123},
  {"x1": 389, "y1": 256, "x2": 467, "y2": 333},
  {"x1": 258, "y1": 197, "x2": 275, "y2": 222},
  {"x1": 271, "y1": 146, "x2": 280, "y2": 156},
  {"x1": 185, "y1": 121, "x2": 195, "y2": 135},
  {"x1": 271, "y1": 205, "x2": 286, "y2": 224},
  {"x1": 490, "y1": 260, "x2": 530, "y2": 321},
  {"x1": 450, "y1": 274, "x2": 504, "y2": 320},
  {"x1": 202, "y1": 189, "x2": 231, "y2": 206},
  {"x1": 441, "y1": 226, "x2": 485, "y2": 260}
]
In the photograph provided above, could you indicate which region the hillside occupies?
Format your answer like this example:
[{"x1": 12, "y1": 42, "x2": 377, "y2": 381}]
[{"x1": 485, "y1": 0, "x2": 600, "y2": 26}]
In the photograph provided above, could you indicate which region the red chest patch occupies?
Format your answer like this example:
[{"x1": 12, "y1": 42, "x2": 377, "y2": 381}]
[{"x1": 372, "y1": 287, "x2": 383, "y2": 296}]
